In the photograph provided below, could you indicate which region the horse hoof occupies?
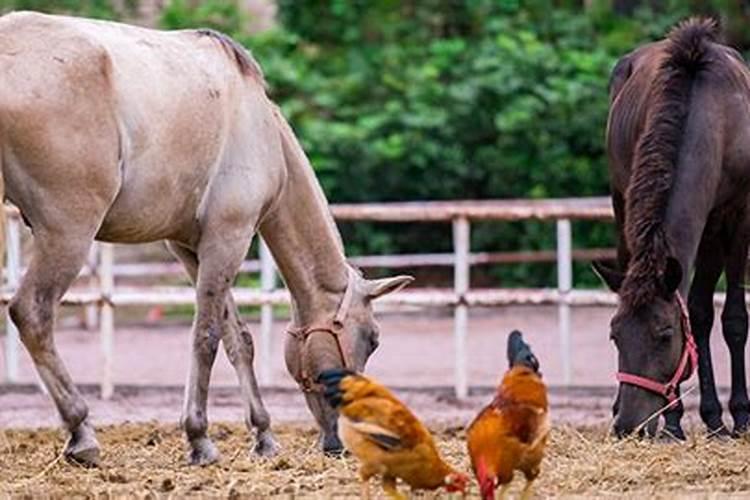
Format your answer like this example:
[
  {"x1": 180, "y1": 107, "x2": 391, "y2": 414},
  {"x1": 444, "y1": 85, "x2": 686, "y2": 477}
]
[
  {"x1": 65, "y1": 423, "x2": 100, "y2": 467},
  {"x1": 65, "y1": 439, "x2": 100, "y2": 467},
  {"x1": 253, "y1": 431, "x2": 280, "y2": 458},
  {"x1": 65, "y1": 446, "x2": 100, "y2": 467},
  {"x1": 707, "y1": 426, "x2": 732, "y2": 440},
  {"x1": 658, "y1": 426, "x2": 686, "y2": 442},
  {"x1": 732, "y1": 420, "x2": 749, "y2": 438},
  {"x1": 188, "y1": 437, "x2": 220, "y2": 466}
]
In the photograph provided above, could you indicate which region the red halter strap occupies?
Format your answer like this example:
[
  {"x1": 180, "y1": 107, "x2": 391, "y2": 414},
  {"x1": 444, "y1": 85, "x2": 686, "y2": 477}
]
[
  {"x1": 615, "y1": 293, "x2": 698, "y2": 407},
  {"x1": 286, "y1": 270, "x2": 357, "y2": 393}
]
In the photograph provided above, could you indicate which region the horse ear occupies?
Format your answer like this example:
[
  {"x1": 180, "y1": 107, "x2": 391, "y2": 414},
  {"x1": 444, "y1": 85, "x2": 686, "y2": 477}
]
[
  {"x1": 663, "y1": 257, "x2": 683, "y2": 295},
  {"x1": 592, "y1": 260, "x2": 624, "y2": 292},
  {"x1": 366, "y1": 275, "x2": 414, "y2": 300}
]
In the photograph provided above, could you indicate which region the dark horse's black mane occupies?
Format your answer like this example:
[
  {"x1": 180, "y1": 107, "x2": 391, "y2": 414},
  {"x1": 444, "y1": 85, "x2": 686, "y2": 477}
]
[{"x1": 620, "y1": 18, "x2": 719, "y2": 309}]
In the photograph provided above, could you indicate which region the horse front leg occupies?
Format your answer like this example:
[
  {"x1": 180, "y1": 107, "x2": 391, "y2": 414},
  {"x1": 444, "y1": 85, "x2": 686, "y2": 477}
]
[
  {"x1": 689, "y1": 237, "x2": 727, "y2": 436},
  {"x1": 168, "y1": 240, "x2": 279, "y2": 459},
  {"x1": 721, "y1": 226, "x2": 750, "y2": 435},
  {"x1": 662, "y1": 394, "x2": 685, "y2": 441},
  {"x1": 180, "y1": 232, "x2": 251, "y2": 465}
]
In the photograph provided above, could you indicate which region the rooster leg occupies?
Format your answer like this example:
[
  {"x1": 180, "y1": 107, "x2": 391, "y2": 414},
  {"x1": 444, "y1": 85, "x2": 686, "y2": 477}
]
[
  {"x1": 520, "y1": 479, "x2": 535, "y2": 500},
  {"x1": 382, "y1": 475, "x2": 406, "y2": 500},
  {"x1": 359, "y1": 479, "x2": 371, "y2": 500},
  {"x1": 359, "y1": 466, "x2": 376, "y2": 500}
]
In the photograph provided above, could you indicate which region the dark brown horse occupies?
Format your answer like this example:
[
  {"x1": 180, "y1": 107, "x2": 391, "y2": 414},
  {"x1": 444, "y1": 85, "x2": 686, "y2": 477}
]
[{"x1": 594, "y1": 18, "x2": 750, "y2": 438}]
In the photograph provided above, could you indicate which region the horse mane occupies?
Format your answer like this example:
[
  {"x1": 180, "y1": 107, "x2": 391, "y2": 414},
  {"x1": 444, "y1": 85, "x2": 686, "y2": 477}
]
[
  {"x1": 196, "y1": 28, "x2": 266, "y2": 87},
  {"x1": 621, "y1": 17, "x2": 718, "y2": 308}
]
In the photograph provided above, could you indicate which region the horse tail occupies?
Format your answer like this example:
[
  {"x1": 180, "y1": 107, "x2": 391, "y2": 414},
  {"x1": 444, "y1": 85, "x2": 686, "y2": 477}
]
[{"x1": 622, "y1": 17, "x2": 718, "y2": 305}]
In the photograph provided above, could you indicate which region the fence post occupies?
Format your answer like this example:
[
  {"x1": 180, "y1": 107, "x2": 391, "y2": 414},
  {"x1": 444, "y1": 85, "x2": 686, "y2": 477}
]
[
  {"x1": 100, "y1": 243, "x2": 115, "y2": 400},
  {"x1": 4, "y1": 216, "x2": 21, "y2": 383},
  {"x1": 259, "y1": 238, "x2": 276, "y2": 386},
  {"x1": 557, "y1": 219, "x2": 572, "y2": 386},
  {"x1": 453, "y1": 217, "x2": 470, "y2": 399}
]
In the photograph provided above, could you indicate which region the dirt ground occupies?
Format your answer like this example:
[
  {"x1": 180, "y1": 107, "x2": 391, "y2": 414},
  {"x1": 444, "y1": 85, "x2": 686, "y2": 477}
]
[
  {"x1": 2, "y1": 421, "x2": 750, "y2": 499},
  {"x1": 1, "y1": 305, "x2": 748, "y2": 497}
]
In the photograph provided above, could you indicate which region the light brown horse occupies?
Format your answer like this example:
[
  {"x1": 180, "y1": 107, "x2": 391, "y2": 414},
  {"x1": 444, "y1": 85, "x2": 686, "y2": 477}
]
[{"x1": 0, "y1": 11, "x2": 412, "y2": 466}]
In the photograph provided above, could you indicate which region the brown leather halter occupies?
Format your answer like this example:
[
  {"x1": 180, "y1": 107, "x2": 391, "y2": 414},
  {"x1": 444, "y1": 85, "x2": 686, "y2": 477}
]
[{"x1": 286, "y1": 270, "x2": 357, "y2": 393}]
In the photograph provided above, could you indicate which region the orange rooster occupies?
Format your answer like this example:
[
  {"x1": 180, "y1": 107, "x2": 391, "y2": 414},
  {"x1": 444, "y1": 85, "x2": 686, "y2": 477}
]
[
  {"x1": 467, "y1": 330, "x2": 549, "y2": 500},
  {"x1": 318, "y1": 368, "x2": 469, "y2": 499}
]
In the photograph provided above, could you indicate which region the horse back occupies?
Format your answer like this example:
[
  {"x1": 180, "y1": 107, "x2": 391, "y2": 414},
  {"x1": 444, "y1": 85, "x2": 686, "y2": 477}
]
[
  {"x1": 0, "y1": 11, "x2": 277, "y2": 243},
  {"x1": 606, "y1": 36, "x2": 750, "y2": 197}
]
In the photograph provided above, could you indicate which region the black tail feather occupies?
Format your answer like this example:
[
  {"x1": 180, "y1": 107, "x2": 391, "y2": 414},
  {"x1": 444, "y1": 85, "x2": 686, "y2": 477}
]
[
  {"x1": 317, "y1": 368, "x2": 356, "y2": 409},
  {"x1": 507, "y1": 330, "x2": 540, "y2": 373}
]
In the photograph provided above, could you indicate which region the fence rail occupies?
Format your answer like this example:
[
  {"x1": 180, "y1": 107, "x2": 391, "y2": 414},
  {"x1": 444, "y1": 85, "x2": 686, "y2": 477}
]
[
  {"x1": 66, "y1": 248, "x2": 617, "y2": 279},
  {"x1": 329, "y1": 197, "x2": 615, "y2": 221},
  {"x1": 3, "y1": 197, "x2": 627, "y2": 398}
]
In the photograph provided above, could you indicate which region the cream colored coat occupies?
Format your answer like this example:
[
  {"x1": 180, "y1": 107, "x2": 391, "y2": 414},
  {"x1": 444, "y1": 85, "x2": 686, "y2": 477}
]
[{"x1": 0, "y1": 11, "x2": 411, "y2": 465}]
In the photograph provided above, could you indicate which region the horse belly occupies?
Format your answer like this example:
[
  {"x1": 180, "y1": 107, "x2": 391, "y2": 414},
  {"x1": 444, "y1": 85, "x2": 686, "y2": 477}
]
[
  {"x1": 95, "y1": 46, "x2": 237, "y2": 243},
  {"x1": 97, "y1": 97, "x2": 227, "y2": 244},
  {"x1": 96, "y1": 187, "x2": 202, "y2": 244},
  {"x1": 96, "y1": 147, "x2": 219, "y2": 244}
]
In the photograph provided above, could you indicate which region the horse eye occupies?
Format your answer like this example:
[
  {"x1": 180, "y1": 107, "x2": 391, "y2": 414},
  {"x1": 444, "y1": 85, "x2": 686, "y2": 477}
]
[
  {"x1": 366, "y1": 331, "x2": 379, "y2": 353},
  {"x1": 362, "y1": 327, "x2": 379, "y2": 353},
  {"x1": 657, "y1": 326, "x2": 674, "y2": 339}
]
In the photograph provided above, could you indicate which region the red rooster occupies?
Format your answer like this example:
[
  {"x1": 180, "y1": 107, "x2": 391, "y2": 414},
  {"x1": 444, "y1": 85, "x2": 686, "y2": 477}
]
[{"x1": 467, "y1": 330, "x2": 549, "y2": 499}]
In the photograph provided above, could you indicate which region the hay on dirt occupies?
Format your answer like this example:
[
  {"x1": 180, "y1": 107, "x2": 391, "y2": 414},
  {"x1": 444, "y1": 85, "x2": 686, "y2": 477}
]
[{"x1": 1, "y1": 422, "x2": 749, "y2": 498}]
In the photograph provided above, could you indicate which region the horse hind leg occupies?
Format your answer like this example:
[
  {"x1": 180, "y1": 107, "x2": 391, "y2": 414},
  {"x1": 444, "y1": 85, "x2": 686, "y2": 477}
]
[
  {"x1": 10, "y1": 230, "x2": 101, "y2": 465},
  {"x1": 689, "y1": 234, "x2": 727, "y2": 436}
]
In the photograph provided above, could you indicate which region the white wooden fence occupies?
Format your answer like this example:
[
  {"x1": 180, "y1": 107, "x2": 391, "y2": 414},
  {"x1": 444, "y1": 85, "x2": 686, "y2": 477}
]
[{"x1": 2, "y1": 198, "x2": 624, "y2": 398}]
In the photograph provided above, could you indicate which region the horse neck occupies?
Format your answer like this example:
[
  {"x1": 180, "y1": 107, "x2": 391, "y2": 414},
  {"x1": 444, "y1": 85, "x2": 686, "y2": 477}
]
[
  {"x1": 662, "y1": 178, "x2": 712, "y2": 296},
  {"x1": 259, "y1": 118, "x2": 349, "y2": 327}
]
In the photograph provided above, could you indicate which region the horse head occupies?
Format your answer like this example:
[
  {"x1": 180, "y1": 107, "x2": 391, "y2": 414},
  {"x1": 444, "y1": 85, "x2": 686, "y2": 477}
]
[{"x1": 595, "y1": 258, "x2": 695, "y2": 437}]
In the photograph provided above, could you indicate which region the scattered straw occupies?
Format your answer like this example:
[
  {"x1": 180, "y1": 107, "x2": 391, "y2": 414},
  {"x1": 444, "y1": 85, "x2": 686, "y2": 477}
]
[
  {"x1": 0, "y1": 422, "x2": 749, "y2": 498},
  {"x1": 633, "y1": 385, "x2": 697, "y2": 437}
]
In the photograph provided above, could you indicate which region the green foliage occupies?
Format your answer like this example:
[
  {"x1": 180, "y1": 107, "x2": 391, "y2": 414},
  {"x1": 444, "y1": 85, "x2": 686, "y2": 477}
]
[
  {"x1": 243, "y1": 1, "x2": 696, "y2": 286},
  {"x1": 0, "y1": 0, "x2": 122, "y2": 18},
  {"x1": 3, "y1": 1, "x2": 741, "y2": 287},
  {"x1": 159, "y1": 0, "x2": 246, "y2": 34}
]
